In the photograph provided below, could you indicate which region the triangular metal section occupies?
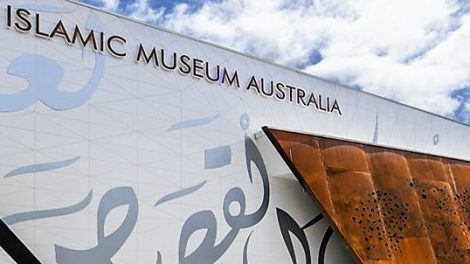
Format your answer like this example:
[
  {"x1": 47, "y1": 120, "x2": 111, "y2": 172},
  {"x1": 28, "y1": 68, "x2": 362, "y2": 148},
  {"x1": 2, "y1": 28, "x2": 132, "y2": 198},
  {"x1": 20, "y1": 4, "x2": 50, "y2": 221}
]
[{"x1": 262, "y1": 127, "x2": 470, "y2": 264}]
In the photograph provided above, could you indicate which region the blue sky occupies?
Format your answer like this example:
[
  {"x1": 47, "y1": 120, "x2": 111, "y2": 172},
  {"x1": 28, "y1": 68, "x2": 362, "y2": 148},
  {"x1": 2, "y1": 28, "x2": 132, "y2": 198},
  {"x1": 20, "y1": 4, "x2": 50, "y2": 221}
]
[
  {"x1": 81, "y1": 0, "x2": 207, "y2": 17},
  {"x1": 80, "y1": 0, "x2": 470, "y2": 124}
]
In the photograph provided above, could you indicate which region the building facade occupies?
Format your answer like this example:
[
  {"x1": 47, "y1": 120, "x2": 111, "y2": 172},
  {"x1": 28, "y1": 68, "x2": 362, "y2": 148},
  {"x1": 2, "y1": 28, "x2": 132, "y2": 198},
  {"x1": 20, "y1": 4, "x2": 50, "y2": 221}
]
[{"x1": 0, "y1": 0, "x2": 469, "y2": 263}]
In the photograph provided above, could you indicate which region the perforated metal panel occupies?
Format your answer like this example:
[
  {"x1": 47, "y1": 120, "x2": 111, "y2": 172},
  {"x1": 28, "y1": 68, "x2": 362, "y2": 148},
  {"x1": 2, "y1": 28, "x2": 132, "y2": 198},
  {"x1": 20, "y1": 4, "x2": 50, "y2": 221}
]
[{"x1": 264, "y1": 127, "x2": 470, "y2": 264}]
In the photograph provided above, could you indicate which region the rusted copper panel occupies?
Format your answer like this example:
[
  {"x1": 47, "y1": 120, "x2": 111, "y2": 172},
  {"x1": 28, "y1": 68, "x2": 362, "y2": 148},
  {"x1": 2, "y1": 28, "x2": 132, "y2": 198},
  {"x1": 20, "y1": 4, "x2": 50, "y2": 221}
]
[
  {"x1": 320, "y1": 141, "x2": 390, "y2": 261},
  {"x1": 326, "y1": 170, "x2": 390, "y2": 261},
  {"x1": 412, "y1": 178, "x2": 470, "y2": 263},
  {"x1": 447, "y1": 160, "x2": 470, "y2": 235},
  {"x1": 365, "y1": 148, "x2": 428, "y2": 237},
  {"x1": 290, "y1": 141, "x2": 339, "y2": 221},
  {"x1": 263, "y1": 127, "x2": 470, "y2": 264},
  {"x1": 365, "y1": 147, "x2": 436, "y2": 264},
  {"x1": 407, "y1": 155, "x2": 470, "y2": 263},
  {"x1": 406, "y1": 153, "x2": 451, "y2": 182},
  {"x1": 320, "y1": 139, "x2": 370, "y2": 173},
  {"x1": 393, "y1": 238, "x2": 437, "y2": 264},
  {"x1": 363, "y1": 261, "x2": 394, "y2": 264},
  {"x1": 267, "y1": 130, "x2": 338, "y2": 224}
]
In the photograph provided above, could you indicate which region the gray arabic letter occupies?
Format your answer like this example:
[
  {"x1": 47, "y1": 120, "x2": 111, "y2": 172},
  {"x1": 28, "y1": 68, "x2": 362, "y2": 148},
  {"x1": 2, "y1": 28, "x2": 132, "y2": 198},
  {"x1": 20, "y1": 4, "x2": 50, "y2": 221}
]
[
  {"x1": 224, "y1": 135, "x2": 270, "y2": 228},
  {"x1": 55, "y1": 186, "x2": 138, "y2": 264},
  {"x1": 179, "y1": 210, "x2": 239, "y2": 264}
]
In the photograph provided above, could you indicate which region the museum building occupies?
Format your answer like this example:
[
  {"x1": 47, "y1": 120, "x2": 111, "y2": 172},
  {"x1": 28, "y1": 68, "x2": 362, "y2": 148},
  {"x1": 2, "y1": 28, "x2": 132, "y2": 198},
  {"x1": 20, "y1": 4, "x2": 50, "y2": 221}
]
[{"x1": 0, "y1": 1, "x2": 469, "y2": 263}]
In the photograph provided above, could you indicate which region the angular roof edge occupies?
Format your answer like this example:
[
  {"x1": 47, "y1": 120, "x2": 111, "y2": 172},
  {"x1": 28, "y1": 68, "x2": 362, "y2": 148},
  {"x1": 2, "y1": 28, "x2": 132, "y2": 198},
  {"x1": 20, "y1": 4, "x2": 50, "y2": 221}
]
[{"x1": 66, "y1": 0, "x2": 469, "y2": 129}]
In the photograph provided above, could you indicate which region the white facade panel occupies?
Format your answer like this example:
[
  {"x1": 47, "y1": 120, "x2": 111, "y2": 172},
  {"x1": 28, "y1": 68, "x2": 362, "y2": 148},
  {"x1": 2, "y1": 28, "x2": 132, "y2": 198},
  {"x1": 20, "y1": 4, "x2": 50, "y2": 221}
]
[{"x1": 0, "y1": 0, "x2": 469, "y2": 263}]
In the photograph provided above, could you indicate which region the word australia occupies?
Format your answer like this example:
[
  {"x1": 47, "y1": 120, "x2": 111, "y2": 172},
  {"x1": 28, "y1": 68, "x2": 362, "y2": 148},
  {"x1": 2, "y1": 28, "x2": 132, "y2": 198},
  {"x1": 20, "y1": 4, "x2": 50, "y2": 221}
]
[{"x1": 136, "y1": 45, "x2": 342, "y2": 115}]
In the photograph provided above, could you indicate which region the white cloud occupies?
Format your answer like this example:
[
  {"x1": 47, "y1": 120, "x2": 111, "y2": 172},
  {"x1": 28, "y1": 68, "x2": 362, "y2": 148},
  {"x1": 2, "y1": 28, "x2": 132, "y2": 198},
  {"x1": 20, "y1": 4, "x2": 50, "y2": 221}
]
[
  {"x1": 86, "y1": 0, "x2": 470, "y2": 119},
  {"x1": 306, "y1": 0, "x2": 470, "y2": 116},
  {"x1": 158, "y1": 0, "x2": 470, "y2": 118},
  {"x1": 126, "y1": 0, "x2": 165, "y2": 23},
  {"x1": 86, "y1": 0, "x2": 164, "y2": 23},
  {"x1": 92, "y1": 0, "x2": 119, "y2": 10}
]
